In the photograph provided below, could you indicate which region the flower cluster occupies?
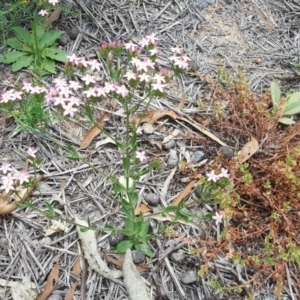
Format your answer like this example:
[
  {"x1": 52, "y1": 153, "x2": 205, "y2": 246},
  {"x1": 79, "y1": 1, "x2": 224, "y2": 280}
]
[
  {"x1": 0, "y1": 147, "x2": 37, "y2": 194},
  {"x1": 206, "y1": 167, "x2": 230, "y2": 183},
  {"x1": 0, "y1": 33, "x2": 190, "y2": 122}
]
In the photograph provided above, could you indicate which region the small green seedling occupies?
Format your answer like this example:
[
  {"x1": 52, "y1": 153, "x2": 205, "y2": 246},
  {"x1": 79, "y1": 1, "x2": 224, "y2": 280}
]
[
  {"x1": 271, "y1": 82, "x2": 300, "y2": 125},
  {"x1": 0, "y1": 24, "x2": 67, "y2": 76}
]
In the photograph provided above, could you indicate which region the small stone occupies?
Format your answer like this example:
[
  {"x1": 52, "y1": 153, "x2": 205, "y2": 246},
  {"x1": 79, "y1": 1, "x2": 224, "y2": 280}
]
[
  {"x1": 58, "y1": 33, "x2": 69, "y2": 46},
  {"x1": 142, "y1": 123, "x2": 154, "y2": 134},
  {"x1": 67, "y1": 28, "x2": 79, "y2": 40},
  {"x1": 167, "y1": 149, "x2": 178, "y2": 167},
  {"x1": 218, "y1": 146, "x2": 235, "y2": 159},
  {"x1": 132, "y1": 250, "x2": 145, "y2": 264},
  {"x1": 191, "y1": 150, "x2": 205, "y2": 163},
  {"x1": 181, "y1": 270, "x2": 198, "y2": 284},
  {"x1": 163, "y1": 139, "x2": 175, "y2": 150},
  {"x1": 224, "y1": 0, "x2": 232, "y2": 4},
  {"x1": 145, "y1": 193, "x2": 160, "y2": 206},
  {"x1": 171, "y1": 249, "x2": 185, "y2": 262},
  {"x1": 109, "y1": 232, "x2": 124, "y2": 247}
]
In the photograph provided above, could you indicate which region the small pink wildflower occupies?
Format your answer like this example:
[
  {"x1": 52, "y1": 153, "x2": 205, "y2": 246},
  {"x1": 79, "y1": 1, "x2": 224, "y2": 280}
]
[
  {"x1": 170, "y1": 46, "x2": 184, "y2": 55},
  {"x1": 212, "y1": 211, "x2": 223, "y2": 226},
  {"x1": 83, "y1": 87, "x2": 98, "y2": 98},
  {"x1": 139, "y1": 73, "x2": 151, "y2": 83},
  {"x1": 139, "y1": 38, "x2": 149, "y2": 48},
  {"x1": 152, "y1": 74, "x2": 166, "y2": 85},
  {"x1": 104, "y1": 82, "x2": 115, "y2": 94},
  {"x1": 115, "y1": 84, "x2": 128, "y2": 97},
  {"x1": 136, "y1": 151, "x2": 147, "y2": 162},
  {"x1": 67, "y1": 53, "x2": 81, "y2": 66},
  {"x1": 146, "y1": 33, "x2": 158, "y2": 45},
  {"x1": 124, "y1": 70, "x2": 137, "y2": 81},
  {"x1": 149, "y1": 48, "x2": 159, "y2": 56},
  {"x1": 53, "y1": 77, "x2": 67, "y2": 89},
  {"x1": 0, "y1": 179, "x2": 14, "y2": 194},
  {"x1": 108, "y1": 52, "x2": 114, "y2": 61},
  {"x1": 62, "y1": 102, "x2": 78, "y2": 117},
  {"x1": 206, "y1": 170, "x2": 219, "y2": 182},
  {"x1": 69, "y1": 80, "x2": 82, "y2": 91},
  {"x1": 48, "y1": 0, "x2": 60, "y2": 5},
  {"x1": 94, "y1": 86, "x2": 107, "y2": 97},
  {"x1": 14, "y1": 171, "x2": 30, "y2": 185},
  {"x1": 151, "y1": 82, "x2": 166, "y2": 93},
  {"x1": 124, "y1": 41, "x2": 139, "y2": 53},
  {"x1": 58, "y1": 86, "x2": 74, "y2": 98},
  {"x1": 26, "y1": 147, "x2": 37, "y2": 159},
  {"x1": 38, "y1": 9, "x2": 49, "y2": 16},
  {"x1": 68, "y1": 96, "x2": 82, "y2": 106},
  {"x1": 219, "y1": 167, "x2": 230, "y2": 179},
  {"x1": 0, "y1": 163, "x2": 12, "y2": 175},
  {"x1": 87, "y1": 59, "x2": 102, "y2": 72},
  {"x1": 22, "y1": 81, "x2": 34, "y2": 93},
  {"x1": 81, "y1": 74, "x2": 97, "y2": 85}
]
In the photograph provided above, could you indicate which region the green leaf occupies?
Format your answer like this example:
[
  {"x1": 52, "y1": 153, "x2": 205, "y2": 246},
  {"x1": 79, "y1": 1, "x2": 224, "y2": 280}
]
[
  {"x1": 278, "y1": 117, "x2": 295, "y2": 125},
  {"x1": 5, "y1": 38, "x2": 24, "y2": 50},
  {"x1": 139, "y1": 221, "x2": 150, "y2": 239},
  {"x1": 162, "y1": 206, "x2": 179, "y2": 213},
  {"x1": 284, "y1": 101, "x2": 300, "y2": 115},
  {"x1": 135, "y1": 243, "x2": 154, "y2": 257},
  {"x1": 123, "y1": 217, "x2": 135, "y2": 237},
  {"x1": 39, "y1": 31, "x2": 64, "y2": 48},
  {"x1": 43, "y1": 48, "x2": 67, "y2": 62},
  {"x1": 271, "y1": 82, "x2": 280, "y2": 109},
  {"x1": 0, "y1": 51, "x2": 27, "y2": 64},
  {"x1": 12, "y1": 26, "x2": 32, "y2": 44},
  {"x1": 41, "y1": 58, "x2": 56, "y2": 74},
  {"x1": 286, "y1": 92, "x2": 300, "y2": 105},
  {"x1": 12, "y1": 54, "x2": 33, "y2": 71},
  {"x1": 114, "y1": 240, "x2": 134, "y2": 253},
  {"x1": 35, "y1": 24, "x2": 45, "y2": 40}
]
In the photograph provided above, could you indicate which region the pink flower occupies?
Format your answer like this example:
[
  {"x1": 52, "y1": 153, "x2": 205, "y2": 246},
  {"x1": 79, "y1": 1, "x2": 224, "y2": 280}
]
[
  {"x1": 30, "y1": 86, "x2": 47, "y2": 94},
  {"x1": 146, "y1": 33, "x2": 158, "y2": 45},
  {"x1": 0, "y1": 179, "x2": 14, "y2": 194},
  {"x1": 108, "y1": 52, "x2": 114, "y2": 61},
  {"x1": 206, "y1": 170, "x2": 219, "y2": 182},
  {"x1": 14, "y1": 171, "x2": 30, "y2": 185},
  {"x1": 152, "y1": 74, "x2": 166, "y2": 85},
  {"x1": 136, "y1": 61, "x2": 148, "y2": 72},
  {"x1": 67, "y1": 53, "x2": 81, "y2": 66},
  {"x1": 139, "y1": 73, "x2": 151, "y2": 83},
  {"x1": 83, "y1": 87, "x2": 98, "y2": 98},
  {"x1": 81, "y1": 74, "x2": 97, "y2": 85},
  {"x1": 212, "y1": 211, "x2": 223, "y2": 226},
  {"x1": 139, "y1": 38, "x2": 149, "y2": 48},
  {"x1": 136, "y1": 151, "x2": 147, "y2": 162},
  {"x1": 1, "y1": 90, "x2": 23, "y2": 102},
  {"x1": 0, "y1": 163, "x2": 12, "y2": 175},
  {"x1": 115, "y1": 84, "x2": 128, "y2": 97},
  {"x1": 170, "y1": 46, "x2": 183, "y2": 55},
  {"x1": 53, "y1": 77, "x2": 67, "y2": 89},
  {"x1": 48, "y1": 0, "x2": 60, "y2": 5},
  {"x1": 151, "y1": 82, "x2": 166, "y2": 93},
  {"x1": 22, "y1": 80, "x2": 34, "y2": 93},
  {"x1": 58, "y1": 86, "x2": 73, "y2": 98},
  {"x1": 26, "y1": 147, "x2": 37, "y2": 159},
  {"x1": 219, "y1": 167, "x2": 230, "y2": 179},
  {"x1": 124, "y1": 70, "x2": 137, "y2": 81},
  {"x1": 104, "y1": 82, "x2": 115, "y2": 93},
  {"x1": 87, "y1": 59, "x2": 102, "y2": 72},
  {"x1": 38, "y1": 9, "x2": 49, "y2": 16},
  {"x1": 94, "y1": 86, "x2": 107, "y2": 97},
  {"x1": 124, "y1": 41, "x2": 139, "y2": 53},
  {"x1": 69, "y1": 80, "x2": 82, "y2": 91},
  {"x1": 149, "y1": 48, "x2": 159, "y2": 56},
  {"x1": 62, "y1": 102, "x2": 78, "y2": 117},
  {"x1": 68, "y1": 96, "x2": 81, "y2": 106}
]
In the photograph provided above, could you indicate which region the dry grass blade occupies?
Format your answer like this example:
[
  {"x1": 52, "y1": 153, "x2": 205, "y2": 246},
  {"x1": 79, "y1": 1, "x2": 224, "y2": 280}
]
[
  {"x1": 37, "y1": 258, "x2": 60, "y2": 300},
  {"x1": 177, "y1": 94, "x2": 186, "y2": 110}
]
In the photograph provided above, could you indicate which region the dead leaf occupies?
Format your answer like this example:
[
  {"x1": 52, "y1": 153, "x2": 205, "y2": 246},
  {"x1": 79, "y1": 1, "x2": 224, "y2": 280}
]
[
  {"x1": 79, "y1": 113, "x2": 111, "y2": 150},
  {"x1": 75, "y1": 217, "x2": 123, "y2": 279},
  {"x1": 123, "y1": 249, "x2": 151, "y2": 300},
  {"x1": 46, "y1": 8, "x2": 62, "y2": 25},
  {"x1": 236, "y1": 136, "x2": 259, "y2": 164},
  {"x1": 95, "y1": 136, "x2": 116, "y2": 148},
  {"x1": 177, "y1": 116, "x2": 227, "y2": 146},
  {"x1": 102, "y1": 252, "x2": 149, "y2": 273},
  {"x1": 172, "y1": 180, "x2": 197, "y2": 206},
  {"x1": 130, "y1": 110, "x2": 178, "y2": 125},
  {"x1": 0, "y1": 175, "x2": 43, "y2": 215},
  {"x1": 177, "y1": 94, "x2": 186, "y2": 110},
  {"x1": 45, "y1": 220, "x2": 68, "y2": 236},
  {"x1": 131, "y1": 110, "x2": 227, "y2": 146},
  {"x1": 37, "y1": 259, "x2": 60, "y2": 300},
  {"x1": 64, "y1": 258, "x2": 81, "y2": 300},
  {"x1": 134, "y1": 203, "x2": 151, "y2": 215}
]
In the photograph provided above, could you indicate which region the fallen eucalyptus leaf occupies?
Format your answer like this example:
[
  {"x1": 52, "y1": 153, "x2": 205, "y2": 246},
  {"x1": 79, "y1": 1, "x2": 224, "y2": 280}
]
[
  {"x1": 75, "y1": 217, "x2": 122, "y2": 279},
  {"x1": 123, "y1": 249, "x2": 151, "y2": 300}
]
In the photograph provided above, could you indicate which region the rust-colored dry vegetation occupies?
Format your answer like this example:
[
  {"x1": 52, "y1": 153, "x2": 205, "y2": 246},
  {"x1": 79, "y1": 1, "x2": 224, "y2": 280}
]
[{"x1": 196, "y1": 71, "x2": 300, "y2": 296}]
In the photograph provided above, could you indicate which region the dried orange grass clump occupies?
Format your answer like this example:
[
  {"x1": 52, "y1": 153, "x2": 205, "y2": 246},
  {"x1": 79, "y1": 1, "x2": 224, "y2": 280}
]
[{"x1": 203, "y1": 74, "x2": 300, "y2": 292}]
